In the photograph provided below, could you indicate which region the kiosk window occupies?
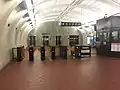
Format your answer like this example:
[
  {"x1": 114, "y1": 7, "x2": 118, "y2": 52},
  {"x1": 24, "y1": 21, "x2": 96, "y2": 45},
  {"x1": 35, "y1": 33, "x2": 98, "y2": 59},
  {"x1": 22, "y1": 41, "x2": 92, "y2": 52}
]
[
  {"x1": 112, "y1": 31, "x2": 118, "y2": 40},
  {"x1": 96, "y1": 33, "x2": 100, "y2": 41},
  {"x1": 107, "y1": 32, "x2": 110, "y2": 40},
  {"x1": 103, "y1": 32, "x2": 110, "y2": 41},
  {"x1": 98, "y1": 32, "x2": 103, "y2": 41}
]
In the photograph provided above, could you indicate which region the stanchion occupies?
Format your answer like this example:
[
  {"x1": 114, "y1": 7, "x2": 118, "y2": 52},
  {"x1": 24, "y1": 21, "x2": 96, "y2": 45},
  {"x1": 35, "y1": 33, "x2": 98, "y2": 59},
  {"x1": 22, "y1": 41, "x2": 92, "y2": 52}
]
[
  {"x1": 28, "y1": 46, "x2": 36, "y2": 62},
  {"x1": 41, "y1": 46, "x2": 45, "y2": 61},
  {"x1": 51, "y1": 46, "x2": 55, "y2": 59}
]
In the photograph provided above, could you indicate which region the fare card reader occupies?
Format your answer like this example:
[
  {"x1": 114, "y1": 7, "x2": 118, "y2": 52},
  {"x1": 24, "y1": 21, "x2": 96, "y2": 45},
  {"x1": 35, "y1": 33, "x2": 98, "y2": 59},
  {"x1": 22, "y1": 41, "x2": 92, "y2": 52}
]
[{"x1": 28, "y1": 46, "x2": 35, "y2": 62}]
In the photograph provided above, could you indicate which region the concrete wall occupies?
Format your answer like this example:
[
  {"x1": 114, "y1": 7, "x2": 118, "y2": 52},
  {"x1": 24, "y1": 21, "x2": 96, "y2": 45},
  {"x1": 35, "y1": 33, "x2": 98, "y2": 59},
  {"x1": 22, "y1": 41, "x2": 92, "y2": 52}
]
[
  {"x1": 0, "y1": 0, "x2": 30, "y2": 71},
  {"x1": 79, "y1": 30, "x2": 87, "y2": 45},
  {"x1": 34, "y1": 21, "x2": 83, "y2": 46}
]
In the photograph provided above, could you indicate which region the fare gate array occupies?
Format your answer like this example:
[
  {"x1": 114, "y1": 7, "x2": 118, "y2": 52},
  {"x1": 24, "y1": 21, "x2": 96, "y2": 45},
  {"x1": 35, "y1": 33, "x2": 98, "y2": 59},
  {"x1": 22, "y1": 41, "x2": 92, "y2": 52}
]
[{"x1": 12, "y1": 45, "x2": 91, "y2": 62}]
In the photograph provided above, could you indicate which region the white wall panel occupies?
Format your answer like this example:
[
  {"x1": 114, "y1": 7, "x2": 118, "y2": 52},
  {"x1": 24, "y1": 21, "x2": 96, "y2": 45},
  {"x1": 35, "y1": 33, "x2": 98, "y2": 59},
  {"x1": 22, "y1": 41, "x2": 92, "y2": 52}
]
[
  {"x1": 35, "y1": 21, "x2": 83, "y2": 46},
  {"x1": 0, "y1": 0, "x2": 30, "y2": 71}
]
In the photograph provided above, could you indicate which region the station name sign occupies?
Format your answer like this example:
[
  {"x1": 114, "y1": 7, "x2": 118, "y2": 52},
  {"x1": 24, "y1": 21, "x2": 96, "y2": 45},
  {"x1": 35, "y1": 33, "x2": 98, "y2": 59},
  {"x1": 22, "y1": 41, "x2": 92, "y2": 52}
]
[{"x1": 60, "y1": 22, "x2": 81, "y2": 26}]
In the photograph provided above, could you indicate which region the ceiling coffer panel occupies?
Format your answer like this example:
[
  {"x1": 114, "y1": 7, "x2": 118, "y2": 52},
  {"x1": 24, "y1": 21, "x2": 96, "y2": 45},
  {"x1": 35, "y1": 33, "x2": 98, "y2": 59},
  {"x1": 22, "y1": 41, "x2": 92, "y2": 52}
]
[
  {"x1": 19, "y1": 1, "x2": 27, "y2": 10},
  {"x1": 23, "y1": 12, "x2": 29, "y2": 18}
]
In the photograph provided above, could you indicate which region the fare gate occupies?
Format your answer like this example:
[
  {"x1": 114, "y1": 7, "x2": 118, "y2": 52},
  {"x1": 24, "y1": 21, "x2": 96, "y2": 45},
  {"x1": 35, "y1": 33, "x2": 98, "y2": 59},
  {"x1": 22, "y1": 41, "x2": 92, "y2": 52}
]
[
  {"x1": 28, "y1": 46, "x2": 35, "y2": 62},
  {"x1": 51, "y1": 46, "x2": 56, "y2": 59},
  {"x1": 40, "y1": 46, "x2": 45, "y2": 61}
]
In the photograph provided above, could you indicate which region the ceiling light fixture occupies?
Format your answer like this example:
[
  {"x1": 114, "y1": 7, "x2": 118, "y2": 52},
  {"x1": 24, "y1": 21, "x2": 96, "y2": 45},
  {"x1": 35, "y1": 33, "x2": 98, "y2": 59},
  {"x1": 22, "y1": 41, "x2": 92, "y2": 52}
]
[{"x1": 24, "y1": 0, "x2": 35, "y2": 27}]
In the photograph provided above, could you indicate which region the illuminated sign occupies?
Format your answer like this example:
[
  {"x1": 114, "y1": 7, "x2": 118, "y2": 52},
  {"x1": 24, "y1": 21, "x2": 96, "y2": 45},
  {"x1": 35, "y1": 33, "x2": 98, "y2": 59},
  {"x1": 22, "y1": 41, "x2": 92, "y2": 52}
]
[
  {"x1": 111, "y1": 43, "x2": 120, "y2": 52},
  {"x1": 60, "y1": 22, "x2": 81, "y2": 26}
]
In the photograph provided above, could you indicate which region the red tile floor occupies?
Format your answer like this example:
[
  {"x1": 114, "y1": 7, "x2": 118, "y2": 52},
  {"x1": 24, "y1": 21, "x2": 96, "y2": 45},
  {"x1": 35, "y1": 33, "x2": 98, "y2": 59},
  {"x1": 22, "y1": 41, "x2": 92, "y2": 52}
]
[{"x1": 0, "y1": 56, "x2": 120, "y2": 90}]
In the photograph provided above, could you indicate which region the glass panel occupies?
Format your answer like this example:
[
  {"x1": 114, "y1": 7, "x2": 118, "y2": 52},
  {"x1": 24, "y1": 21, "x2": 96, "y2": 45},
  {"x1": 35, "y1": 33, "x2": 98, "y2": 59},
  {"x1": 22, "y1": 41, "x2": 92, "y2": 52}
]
[
  {"x1": 102, "y1": 32, "x2": 110, "y2": 41},
  {"x1": 107, "y1": 32, "x2": 110, "y2": 40},
  {"x1": 118, "y1": 31, "x2": 120, "y2": 39},
  {"x1": 99, "y1": 32, "x2": 103, "y2": 41},
  {"x1": 87, "y1": 37, "x2": 90, "y2": 44},
  {"x1": 103, "y1": 32, "x2": 107, "y2": 41},
  {"x1": 43, "y1": 36, "x2": 49, "y2": 46},
  {"x1": 111, "y1": 31, "x2": 118, "y2": 41}
]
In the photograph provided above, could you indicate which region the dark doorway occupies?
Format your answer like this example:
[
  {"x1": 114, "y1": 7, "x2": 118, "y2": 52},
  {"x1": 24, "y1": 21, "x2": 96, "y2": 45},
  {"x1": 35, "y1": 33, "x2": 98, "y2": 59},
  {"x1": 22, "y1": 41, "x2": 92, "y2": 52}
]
[
  {"x1": 56, "y1": 36, "x2": 61, "y2": 46},
  {"x1": 29, "y1": 36, "x2": 36, "y2": 46},
  {"x1": 43, "y1": 36, "x2": 49, "y2": 46}
]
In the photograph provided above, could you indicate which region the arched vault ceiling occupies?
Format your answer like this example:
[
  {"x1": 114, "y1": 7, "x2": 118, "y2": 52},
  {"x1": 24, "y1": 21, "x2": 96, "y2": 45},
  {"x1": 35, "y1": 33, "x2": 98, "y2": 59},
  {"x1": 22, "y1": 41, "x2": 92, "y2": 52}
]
[
  {"x1": 36, "y1": 17, "x2": 79, "y2": 25},
  {"x1": 36, "y1": 14, "x2": 82, "y2": 21},
  {"x1": 36, "y1": 10, "x2": 99, "y2": 20},
  {"x1": 36, "y1": 10, "x2": 97, "y2": 18},
  {"x1": 35, "y1": 4, "x2": 101, "y2": 14},
  {"x1": 31, "y1": 0, "x2": 120, "y2": 24}
]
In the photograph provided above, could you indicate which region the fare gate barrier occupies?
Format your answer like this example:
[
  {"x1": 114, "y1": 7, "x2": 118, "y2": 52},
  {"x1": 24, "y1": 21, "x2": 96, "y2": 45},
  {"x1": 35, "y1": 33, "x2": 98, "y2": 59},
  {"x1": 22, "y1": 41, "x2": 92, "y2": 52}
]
[
  {"x1": 12, "y1": 45, "x2": 91, "y2": 62},
  {"x1": 80, "y1": 46, "x2": 91, "y2": 57},
  {"x1": 70, "y1": 46, "x2": 91, "y2": 58}
]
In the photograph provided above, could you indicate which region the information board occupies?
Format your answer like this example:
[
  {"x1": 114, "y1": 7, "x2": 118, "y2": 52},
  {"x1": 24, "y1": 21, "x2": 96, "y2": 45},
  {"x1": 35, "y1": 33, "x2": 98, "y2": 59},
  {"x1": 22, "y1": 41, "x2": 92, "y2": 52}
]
[{"x1": 111, "y1": 43, "x2": 120, "y2": 52}]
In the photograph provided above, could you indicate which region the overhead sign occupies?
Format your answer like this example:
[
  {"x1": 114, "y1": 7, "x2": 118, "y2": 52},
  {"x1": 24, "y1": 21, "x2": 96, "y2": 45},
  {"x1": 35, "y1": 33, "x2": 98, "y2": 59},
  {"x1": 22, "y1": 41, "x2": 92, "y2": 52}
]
[{"x1": 60, "y1": 22, "x2": 81, "y2": 26}]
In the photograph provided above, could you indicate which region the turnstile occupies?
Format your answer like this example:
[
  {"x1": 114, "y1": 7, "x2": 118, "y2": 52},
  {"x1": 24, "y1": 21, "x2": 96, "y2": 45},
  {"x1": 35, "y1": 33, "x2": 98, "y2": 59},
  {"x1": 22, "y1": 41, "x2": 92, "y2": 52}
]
[
  {"x1": 28, "y1": 46, "x2": 34, "y2": 62},
  {"x1": 41, "y1": 46, "x2": 45, "y2": 60}
]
